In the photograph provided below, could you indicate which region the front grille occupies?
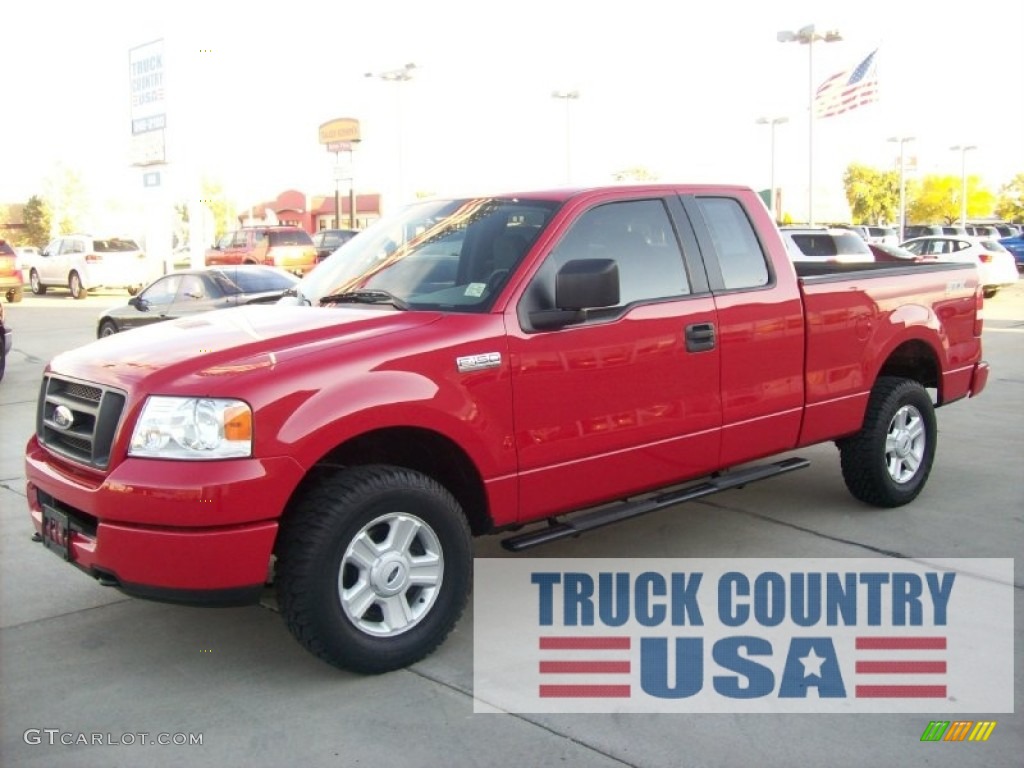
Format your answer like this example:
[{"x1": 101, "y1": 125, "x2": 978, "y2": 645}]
[{"x1": 37, "y1": 375, "x2": 127, "y2": 469}]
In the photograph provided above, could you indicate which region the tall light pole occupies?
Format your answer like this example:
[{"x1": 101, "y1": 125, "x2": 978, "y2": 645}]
[
  {"x1": 365, "y1": 62, "x2": 416, "y2": 206},
  {"x1": 777, "y1": 24, "x2": 842, "y2": 226},
  {"x1": 950, "y1": 144, "x2": 977, "y2": 228},
  {"x1": 756, "y1": 116, "x2": 788, "y2": 220},
  {"x1": 888, "y1": 136, "x2": 915, "y2": 242},
  {"x1": 551, "y1": 90, "x2": 579, "y2": 185}
]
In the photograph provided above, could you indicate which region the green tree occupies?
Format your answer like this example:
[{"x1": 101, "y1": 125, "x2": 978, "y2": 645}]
[
  {"x1": 906, "y1": 174, "x2": 995, "y2": 224},
  {"x1": 843, "y1": 163, "x2": 899, "y2": 224},
  {"x1": 994, "y1": 173, "x2": 1024, "y2": 223},
  {"x1": 613, "y1": 167, "x2": 659, "y2": 182},
  {"x1": 198, "y1": 178, "x2": 236, "y2": 240},
  {"x1": 43, "y1": 164, "x2": 91, "y2": 234},
  {"x1": 22, "y1": 195, "x2": 52, "y2": 247}
]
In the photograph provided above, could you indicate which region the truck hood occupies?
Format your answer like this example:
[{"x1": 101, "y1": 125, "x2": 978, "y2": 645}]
[{"x1": 52, "y1": 305, "x2": 441, "y2": 389}]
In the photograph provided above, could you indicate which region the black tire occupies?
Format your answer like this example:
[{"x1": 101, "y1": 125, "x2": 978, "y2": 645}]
[
  {"x1": 839, "y1": 377, "x2": 936, "y2": 507},
  {"x1": 5, "y1": 287, "x2": 22, "y2": 303},
  {"x1": 98, "y1": 320, "x2": 118, "y2": 338},
  {"x1": 276, "y1": 465, "x2": 472, "y2": 674},
  {"x1": 69, "y1": 272, "x2": 87, "y2": 300},
  {"x1": 30, "y1": 270, "x2": 46, "y2": 295},
  {"x1": 982, "y1": 287, "x2": 998, "y2": 299}
]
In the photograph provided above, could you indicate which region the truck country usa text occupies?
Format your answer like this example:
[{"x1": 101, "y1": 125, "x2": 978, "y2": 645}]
[{"x1": 472, "y1": 558, "x2": 1013, "y2": 713}]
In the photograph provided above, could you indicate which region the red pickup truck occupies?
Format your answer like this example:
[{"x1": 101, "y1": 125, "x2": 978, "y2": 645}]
[{"x1": 26, "y1": 185, "x2": 988, "y2": 673}]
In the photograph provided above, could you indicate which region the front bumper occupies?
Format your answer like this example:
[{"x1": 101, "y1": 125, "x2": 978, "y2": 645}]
[{"x1": 25, "y1": 436, "x2": 306, "y2": 604}]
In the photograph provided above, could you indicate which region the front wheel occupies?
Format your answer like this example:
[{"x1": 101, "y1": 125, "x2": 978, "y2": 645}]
[
  {"x1": 838, "y1": 377, "x2": 936, "y2": 507},
  {"x1": 69, "y1": 271, "x2": 87, "y2": 300},
  {"x1": 276, "y1": 465, "x2": 472, "y2": 673},
  {"x1": 982, "y1": 287, "x2": 999, "y2": 299},
  {"x1": 98, "y1": 320, "x2": 118, "y2": 338}
]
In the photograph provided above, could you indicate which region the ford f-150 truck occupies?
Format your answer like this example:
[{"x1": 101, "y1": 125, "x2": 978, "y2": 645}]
[{"x1": 26, "y1": 185, "x2": 988, "y2": 673}]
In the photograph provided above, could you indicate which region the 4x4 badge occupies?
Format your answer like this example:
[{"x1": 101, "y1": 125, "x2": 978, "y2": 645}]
[{"x1": 457, "y1": 352, "x2": 501, "y2": 373}]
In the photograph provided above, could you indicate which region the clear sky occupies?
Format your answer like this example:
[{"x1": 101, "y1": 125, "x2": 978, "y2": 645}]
[{"x1": 2, "y1": 0, "x2": 1022, "y2": 225}]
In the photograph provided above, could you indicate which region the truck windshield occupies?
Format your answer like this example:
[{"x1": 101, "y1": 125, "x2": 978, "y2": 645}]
[{"x1": 285, "y1": 197, "x2": 559, "y2": 311}]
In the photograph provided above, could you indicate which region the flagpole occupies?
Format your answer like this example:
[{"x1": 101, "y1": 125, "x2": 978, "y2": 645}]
[{"x1": 778, "y1": 25, "x2": 842, "y2": 226}]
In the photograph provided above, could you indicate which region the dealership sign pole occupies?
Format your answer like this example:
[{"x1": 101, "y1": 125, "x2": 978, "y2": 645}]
[{"x1": 319, "y1": 119, "x2": 361, "y2": 230}]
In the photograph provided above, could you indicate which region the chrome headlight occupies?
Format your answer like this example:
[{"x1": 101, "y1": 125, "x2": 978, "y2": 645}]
[{"x1": 129, "y1": 396, "x2": 252, "y2": 459}]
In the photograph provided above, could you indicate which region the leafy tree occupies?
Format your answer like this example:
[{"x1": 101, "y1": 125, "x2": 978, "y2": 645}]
[
  {"x1": 197, "y1": 178, "x2": 236, "y2": 240},
  {"x1": 994, "y1": 173, "x2": 1024, "y2": 223},
  {"x1": 907, "y1": 174, "x2": 994, "y2": 224},
  {"x1": 43, "y1": 164, "x2": 91, "y2": 234},
  {"x1": 22, "y1": 195, "x2": 51, "y2": 247},
  {"x1": 843, "y1": 163, "x2": 899, "y2": 224},
  {"x1": 613, "y1": 167, "x2": 659, "y2": 182}
]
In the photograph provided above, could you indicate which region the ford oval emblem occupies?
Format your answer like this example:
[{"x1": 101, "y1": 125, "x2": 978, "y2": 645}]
[{"x1": 54, "y1": 405, "x2": 74, "y2": 430}]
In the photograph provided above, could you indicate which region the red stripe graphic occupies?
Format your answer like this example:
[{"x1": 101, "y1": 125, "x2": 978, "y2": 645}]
[
  {"x1": 540, "y1": 685, "x2": 631, "y2": 698},
  {"x1": 856, "y1": 685, "x2": 947, "y2": 698},
  {"x1": 540, "y1": 661, "x2": 631, "y2": 674},
  {"x1": 539, "y1": 636, "x2": 631, "y2": 650},
  {"x1": 855, "y1": 637, "x2": 946, "y2": 650},
  {"x1": 856, "y1": 661, "x2": 946, "y2": 674}
]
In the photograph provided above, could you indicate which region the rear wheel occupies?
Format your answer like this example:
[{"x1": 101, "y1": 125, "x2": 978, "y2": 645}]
[
  {"x1": 276, "y1": 465, "x2": 472, "y2": 673},
  {"x1": 69, "y1": 271, "x2": 87, "y2": 300},
  {"x1": 30, "y1": 270, "x2": 46, "y2": 295},
  {"x1": 839, "y1": 377, "x2": 936, "y2": 507}
]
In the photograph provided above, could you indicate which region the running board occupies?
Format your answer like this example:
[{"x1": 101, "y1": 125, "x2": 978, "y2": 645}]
[{"x1": 500, "y1": 457, "x2": 809, "y2": 552}]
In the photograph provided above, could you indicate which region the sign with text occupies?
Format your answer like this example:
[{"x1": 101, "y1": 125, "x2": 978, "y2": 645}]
[
  {"x1": 129, "y1": 39, "x2": 166, "y2": 165},
  {"x1": 319, "y1": 118, "x2": 361, "y2": 145},
  {"x1": 473, "y1": 558, "x2": 1013, "y2": 713}
]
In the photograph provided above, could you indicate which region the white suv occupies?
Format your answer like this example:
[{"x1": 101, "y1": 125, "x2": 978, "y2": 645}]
[
  {"x1": 780, "y1": 227, "x2": 875, "y2": 264},
  {"x1": 27, "y1": 235, "x2": 155, "y2": 299}
]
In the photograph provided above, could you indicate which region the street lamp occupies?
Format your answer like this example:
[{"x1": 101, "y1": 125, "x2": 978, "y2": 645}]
[
  {"x1": 756, "y1": 116, "x2": 788, "y2": 220},
  {"x1": 950, "y1": 144, "x2": 977, "y2": 228},
  {"x1": 365, "y1": 63, "x2": 416, "y2": 205},
  {"x1": 888, "y1": 136, "x2": 915, "y2": 242},
  {"x1": 551, "y1": 90, "x2": 579, "y2": 184},
  {"x1": 777, "y1": 24, "x2": 842, "y2": 226}
]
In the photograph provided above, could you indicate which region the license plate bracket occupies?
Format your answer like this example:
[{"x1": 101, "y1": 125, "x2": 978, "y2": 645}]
[{"x1": 41, "y1": 505, "x2": 71, "y2": 561}]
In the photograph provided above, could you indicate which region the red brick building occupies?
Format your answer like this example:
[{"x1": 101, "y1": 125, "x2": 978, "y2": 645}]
[{"x1": 239, "y1": 189, "x2": 382, "y2": 233}]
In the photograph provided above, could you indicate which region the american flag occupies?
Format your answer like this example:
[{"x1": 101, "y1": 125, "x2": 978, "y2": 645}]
[
  {"x1": 853, "y1": 636, "x2": 947, "y2": 698},
  {"x1": 815, "y1": 49, "x2": 879, "y2": 119},
  {"x1": 537, "y1": 636, "x2": 632, "y2": 698}
]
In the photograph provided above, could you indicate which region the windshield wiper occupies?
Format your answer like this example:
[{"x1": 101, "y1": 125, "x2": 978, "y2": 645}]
[{"x1": 319, "y1": 289, "x2": 410, "y2": 310}]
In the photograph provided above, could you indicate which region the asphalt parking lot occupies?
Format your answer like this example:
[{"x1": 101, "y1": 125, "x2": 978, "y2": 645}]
[{"x1": 1, "y1": 285, "x2": 1021, "y2": 767}]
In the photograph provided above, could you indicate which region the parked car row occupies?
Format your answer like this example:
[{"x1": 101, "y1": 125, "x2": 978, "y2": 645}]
[{"x1": 780, "y1": 225, "x2": 1018, "y2": 298}]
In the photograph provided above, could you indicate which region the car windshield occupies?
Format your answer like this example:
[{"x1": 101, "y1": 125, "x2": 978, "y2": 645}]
[
  {"x1": 94, "y1": 238, "x2": 140, "y2": 252},
  {"x1": 285, "y1": 197, "x2": 559, "y2": 311},
  {"x1": 226, "y1": 268, "x2": 299, "y2": 293}
]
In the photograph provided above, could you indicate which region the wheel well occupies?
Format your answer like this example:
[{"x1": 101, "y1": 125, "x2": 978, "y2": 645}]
[
  {"x1": 292, "y1": 427, "x2": 493, "y2": 535},
  {"x1": 876, "y1": 340, "x2": 940, "y2": 395}
]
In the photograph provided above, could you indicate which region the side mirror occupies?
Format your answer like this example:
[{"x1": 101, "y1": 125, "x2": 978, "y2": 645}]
[
  {"x1": 530, "y1": 258, "x2": 620, "y2": 330},
  {"x1": 128, "y1": 296, "x2": 144, "y2": 310}
]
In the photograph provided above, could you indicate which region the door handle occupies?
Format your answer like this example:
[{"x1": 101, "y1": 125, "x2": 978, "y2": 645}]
[{"x1": 685, "y1": 322, "x2": 716, "y2": 352}]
